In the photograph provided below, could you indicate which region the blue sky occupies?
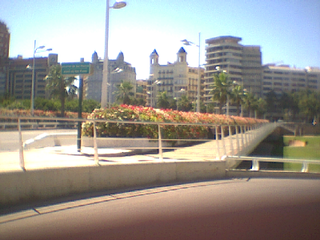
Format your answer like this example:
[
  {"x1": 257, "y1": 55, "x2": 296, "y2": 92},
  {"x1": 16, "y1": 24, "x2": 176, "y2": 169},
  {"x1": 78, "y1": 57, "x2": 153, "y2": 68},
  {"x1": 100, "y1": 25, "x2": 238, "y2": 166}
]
[{"x1": 1, "y1": 0, "x2": 320, "y2": 79}]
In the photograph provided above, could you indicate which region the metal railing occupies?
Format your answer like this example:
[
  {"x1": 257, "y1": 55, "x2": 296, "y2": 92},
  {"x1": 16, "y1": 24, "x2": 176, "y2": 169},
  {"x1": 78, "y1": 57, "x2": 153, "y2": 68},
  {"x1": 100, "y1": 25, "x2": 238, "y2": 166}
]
[
  {"x1": 225, "y1": 156, "x2": 320, "y2": 173},
  {"x1": 0, "y1": 116, "x2": 279, "y2": 171}
]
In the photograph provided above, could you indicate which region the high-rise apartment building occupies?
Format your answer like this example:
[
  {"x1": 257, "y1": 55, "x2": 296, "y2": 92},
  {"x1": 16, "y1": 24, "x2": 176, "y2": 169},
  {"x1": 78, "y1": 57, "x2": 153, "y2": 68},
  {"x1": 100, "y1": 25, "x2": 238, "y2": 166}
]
[
  {"x1": 136, "y1": 79, "x2": 147, "y2": 103},
  {"x1": 262, "y1": 64, "x2": 320, "y2": 97},
  {"x1": 86, "y1": 51, "x2": 136, "y2": 103},
  {"x1": 0, "y1": 21, "x2": 10, "y2": 60},
  {"x1": 0, "y1": 21, "x2": 10, "y2": 96},
  {"x1": 148, "y1": 48, "x2": 204, "y2": 107},
  {"x1": 204, "y1": 36, "x2": 262, "y2": 105},
  {"x1": 6, "y1": 54, "x2": 58, "y2": 100}
]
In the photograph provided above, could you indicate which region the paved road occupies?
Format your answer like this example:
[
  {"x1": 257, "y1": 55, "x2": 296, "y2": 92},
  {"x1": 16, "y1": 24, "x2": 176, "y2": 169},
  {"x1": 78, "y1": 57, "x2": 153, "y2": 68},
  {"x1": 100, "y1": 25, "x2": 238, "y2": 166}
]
[
  {"x1": 0, "y1": 129, "x2": 76, "y2": 151},
  {"x1": 1, "y1": 178, "x2": 320, "y2": 240}
]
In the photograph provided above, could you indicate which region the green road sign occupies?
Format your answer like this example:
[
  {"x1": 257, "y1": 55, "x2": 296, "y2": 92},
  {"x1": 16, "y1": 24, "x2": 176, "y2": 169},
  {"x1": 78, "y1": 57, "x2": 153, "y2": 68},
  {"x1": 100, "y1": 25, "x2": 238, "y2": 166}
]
[{"x1": 61, "y1": 62, "x2": 91, "y2": 75}]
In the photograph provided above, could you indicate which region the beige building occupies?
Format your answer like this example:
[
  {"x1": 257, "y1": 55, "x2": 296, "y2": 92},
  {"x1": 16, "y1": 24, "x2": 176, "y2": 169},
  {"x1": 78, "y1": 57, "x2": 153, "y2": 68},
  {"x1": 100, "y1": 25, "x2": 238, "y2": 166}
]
[
  {"x1": 262, "y1": 65, "x2": 320, "y2": 97},
  {"x1": 204, "y1": 36, "x2": 262, "y2": 105},
  {"x1": 148, "y1": 48, "x2": 204, "y2": 108},
  {"x1": 0, "y1": 21, "x2": 10, "y2": 96},
  {"x1": 6, "y1": 54, "x2": 58, "y2": 100},
  {"x1": 136, "y1": 79, "x2": 147, "y2": 103},
  {"x1": 86, "y1": 51, "x2": 136, "y2": 104}
]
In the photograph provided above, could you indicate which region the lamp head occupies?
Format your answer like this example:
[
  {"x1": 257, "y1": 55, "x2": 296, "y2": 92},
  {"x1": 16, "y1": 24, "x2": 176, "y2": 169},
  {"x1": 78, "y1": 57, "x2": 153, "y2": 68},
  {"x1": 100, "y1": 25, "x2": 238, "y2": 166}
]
[
  {"x1": 112, "y1": 1, "x2": 126, "y2": 9},
  {"x1": 181, "y1": 39, "x2": 191, "y2": 45}
]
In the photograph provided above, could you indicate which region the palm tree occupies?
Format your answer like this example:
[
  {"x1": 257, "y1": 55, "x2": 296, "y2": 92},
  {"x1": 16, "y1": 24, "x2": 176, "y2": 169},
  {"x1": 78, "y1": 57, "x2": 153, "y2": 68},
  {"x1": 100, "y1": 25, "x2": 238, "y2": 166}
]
[
  {"x1": 265, "y1": 90, "x2": 278, "y2": 119},
  {"x1": 256, "y1": 97, "x2": 267, "y2": 119},
  {"x1": 130, "y1": 97, "x2": 146, "y2": 106},
  {"x1": 45, "y1": 64, "x2": 77, "y2": 117},
  {"x1": 298, "y1": 90, "x2": 320, "y2": 123},
  {"x1": 177, "y1": 94, "x2": 192, "y2": 112},
  {"x1": 242, "y1": 92, "x2": 258, "y2": 118},
  {"x1": 209, "y1": 72, "x2": 232, "y2": 114},
  {"x1": 157, "y1": 91, "x2": 170, "y2": 109},
  {"x1": 168, "y1": 97, "x2": 177, "y2": 110},
  {"x1": 114, "y1": 81, "x2": 134, "y2": 105},
  {"x1": 230, "y1": 84, "x2": 246, "y2": 116}
]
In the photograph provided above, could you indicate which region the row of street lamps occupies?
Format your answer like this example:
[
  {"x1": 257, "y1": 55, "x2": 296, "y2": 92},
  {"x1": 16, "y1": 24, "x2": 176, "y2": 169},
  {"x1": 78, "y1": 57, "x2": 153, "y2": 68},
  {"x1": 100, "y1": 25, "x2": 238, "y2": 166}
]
[
  {"x1": 30, "y1": 40, "x2": 52, "y2": 115},
  {"x1": 32, "y1": 1, "x2": 203, "y2": 115}
]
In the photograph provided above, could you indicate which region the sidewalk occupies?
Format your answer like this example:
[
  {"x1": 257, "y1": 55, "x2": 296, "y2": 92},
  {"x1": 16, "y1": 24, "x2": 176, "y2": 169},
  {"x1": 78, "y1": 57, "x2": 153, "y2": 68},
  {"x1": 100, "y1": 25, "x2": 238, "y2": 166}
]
[
  {"x1": 0, "y1": 133, "x2": 246, "y2": 173},
  {"x1": 0, "y1": 146, "x2": 163, "y2": 173}
]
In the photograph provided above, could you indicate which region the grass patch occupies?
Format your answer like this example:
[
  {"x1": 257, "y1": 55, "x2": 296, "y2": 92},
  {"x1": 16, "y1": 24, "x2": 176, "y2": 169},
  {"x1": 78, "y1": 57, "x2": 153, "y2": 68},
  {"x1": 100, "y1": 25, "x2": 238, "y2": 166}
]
[{"x1": 283, "y1": 136, "x2": 320, "y2": 173}]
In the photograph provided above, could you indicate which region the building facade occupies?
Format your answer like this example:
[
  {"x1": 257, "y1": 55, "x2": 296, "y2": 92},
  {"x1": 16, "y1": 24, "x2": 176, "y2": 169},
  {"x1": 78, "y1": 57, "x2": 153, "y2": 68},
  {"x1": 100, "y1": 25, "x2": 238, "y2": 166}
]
[
  {"x1": 136, "y1": 79, "x2": 147, "y2": 103},
  {"x1": 86, "y1": 51, "x2": 136, "y2": 104},
  {"x1": 5, "y1": 54, "x2": 58, "y2": 100},
  {"x1": 148, "y1": 47, "x2": 204, "y2": 108},
  {"x1": 0, "y1": 21, "x2": 10, "y2": 96},
  {"x1": 204, "y1": 36, "x2": 262, "y2": 107},
  {"x1": 262, "y1": 64, "x2": 320, "y2": 97}
]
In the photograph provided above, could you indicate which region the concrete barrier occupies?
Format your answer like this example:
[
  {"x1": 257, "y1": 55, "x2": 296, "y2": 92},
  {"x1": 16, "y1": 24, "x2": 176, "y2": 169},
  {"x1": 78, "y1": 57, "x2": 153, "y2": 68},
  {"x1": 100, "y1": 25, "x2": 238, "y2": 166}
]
[{"x1": 0, "y1": 161, "x2": 226, "y2": 207}]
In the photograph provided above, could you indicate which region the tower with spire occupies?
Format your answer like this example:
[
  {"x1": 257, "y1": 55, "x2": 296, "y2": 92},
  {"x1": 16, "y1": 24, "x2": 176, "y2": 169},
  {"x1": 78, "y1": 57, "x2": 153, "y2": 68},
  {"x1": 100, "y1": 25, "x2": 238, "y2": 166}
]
[
  {"x1": 147, "y1": 47, "x2": 204, "y2": 108},
  {"x1": 86, "y1": 51, "x2": 136, "y2": 103}
]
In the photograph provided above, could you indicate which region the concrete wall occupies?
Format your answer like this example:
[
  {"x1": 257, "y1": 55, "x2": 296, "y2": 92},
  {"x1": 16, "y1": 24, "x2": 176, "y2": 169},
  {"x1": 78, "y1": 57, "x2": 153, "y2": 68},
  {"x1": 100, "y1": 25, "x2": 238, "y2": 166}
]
[{"x1": 0, "y1": 161, "x2": 226, "y2": 207}]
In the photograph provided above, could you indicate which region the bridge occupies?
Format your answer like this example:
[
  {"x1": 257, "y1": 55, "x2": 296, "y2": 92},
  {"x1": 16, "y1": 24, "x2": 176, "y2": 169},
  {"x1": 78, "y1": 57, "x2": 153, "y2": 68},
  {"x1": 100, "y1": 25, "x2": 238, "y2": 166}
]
[{"x1": 0, "y1": 117, "x2": 319, "y2": 208}]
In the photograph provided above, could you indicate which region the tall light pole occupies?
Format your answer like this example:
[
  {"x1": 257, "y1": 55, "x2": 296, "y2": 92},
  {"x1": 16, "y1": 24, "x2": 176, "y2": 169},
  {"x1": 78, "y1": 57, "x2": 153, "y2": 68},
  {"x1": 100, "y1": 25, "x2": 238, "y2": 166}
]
[
  {"x1": 181, "y1": 32, "x2": 201, "y2": 112},
  {"x1": 31, "y1": 40, "x2": 52, "y2": 115},
  {"x1": 101, "y1": 0, "x2": 126, "y2": 108},
  {"x1": 216, "y1": 66, "x2": 229, "y2": 116},
  {"x1": 150, "y1": 80, "x2": 161, "y2": 107}
]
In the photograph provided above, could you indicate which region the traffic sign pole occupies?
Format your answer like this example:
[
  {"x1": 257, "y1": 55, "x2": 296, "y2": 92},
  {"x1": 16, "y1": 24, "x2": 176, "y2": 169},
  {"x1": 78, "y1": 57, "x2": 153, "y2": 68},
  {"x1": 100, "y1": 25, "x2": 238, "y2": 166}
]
[{"x1": 77, "y1": 74, "x2": 84, "y2": 152}]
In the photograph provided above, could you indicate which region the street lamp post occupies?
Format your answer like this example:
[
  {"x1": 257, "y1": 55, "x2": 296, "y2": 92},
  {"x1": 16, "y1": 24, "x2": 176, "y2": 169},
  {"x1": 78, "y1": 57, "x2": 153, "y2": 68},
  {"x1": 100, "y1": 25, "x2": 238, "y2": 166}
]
[
  {"x1": 101, "y1": 0, "x2": 126, "y2": 108},
  {"x1": 150, "y1": 80, "x2": 161, "y2": 107},
  {"x1": 216, "y1": 66, "x2": 230, "y2": 116},
  {"x1": 31, "y1": 40, "x2": 52, "y2": 115},
  {"x1": 181, "y1": 33, "x2": 201, "y2": 113}
]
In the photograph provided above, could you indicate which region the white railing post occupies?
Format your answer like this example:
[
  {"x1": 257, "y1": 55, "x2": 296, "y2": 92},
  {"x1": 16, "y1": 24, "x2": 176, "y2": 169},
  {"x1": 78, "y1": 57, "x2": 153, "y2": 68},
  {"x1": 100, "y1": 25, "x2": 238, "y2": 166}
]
[
  {"x1": 240, "y1": 125, "x2": 245, "y2": 151},
  {"x1": 251, "y1": 158, "x2": 259, "y2": 171},
  {"x1": 18, "y1": 118, "x2": 25, "y2": 171},
  {"x1": 301, "y1": 161, "x2": 309, "y2": 172},
  {"x1": 236, "y1": 125, "x2": 240, "y2": 156},
  {"x1": 158, "y1": 123, "x2": 163, "y2": 161},
  {"x1": 215, "y1": 126, "x2": 221, "y2": 160},
  {"x1": 229, "y1": 125, "x2": 234, "y2": 156},
  {"x1": 245, "y1": 125, "x2": 249, "y2": 148},
  {"x1": 93, "y1": 121, "x2": 99, "y2": 165},
  {"x1": 221, "y1": 125, "x2": 227, "y2": 156}
]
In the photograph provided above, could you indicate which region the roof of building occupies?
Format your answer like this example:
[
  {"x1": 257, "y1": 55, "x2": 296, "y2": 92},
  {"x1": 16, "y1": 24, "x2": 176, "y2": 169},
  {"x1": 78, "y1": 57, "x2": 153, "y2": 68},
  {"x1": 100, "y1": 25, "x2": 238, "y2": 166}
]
[
  {"x1": 205, "y1": 36, "x2": 242, "y2": 44},
  {"x1": 150, "y1": 49, "x2": 159, "y2": 56},
  {"x1": 178, "y1": 47, "x2": 186, "y2": 53}
]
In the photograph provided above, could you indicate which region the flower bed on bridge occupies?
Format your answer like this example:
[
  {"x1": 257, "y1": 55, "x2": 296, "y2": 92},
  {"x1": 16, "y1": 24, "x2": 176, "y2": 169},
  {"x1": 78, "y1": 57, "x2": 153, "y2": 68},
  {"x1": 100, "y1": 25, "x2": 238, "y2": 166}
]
[
  {"x1": 0, "y1": 109, "x2": 89, "y2": 118},
  {"x1": 82, "y1": 105, "x2": 269, "y2": 139}
]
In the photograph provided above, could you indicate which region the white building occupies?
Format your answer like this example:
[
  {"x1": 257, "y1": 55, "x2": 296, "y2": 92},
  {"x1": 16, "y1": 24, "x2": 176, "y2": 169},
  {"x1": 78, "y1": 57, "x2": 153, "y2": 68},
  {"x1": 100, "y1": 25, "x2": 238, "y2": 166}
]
[
  {"x1": 86, "y1": 51, "x2": 136, "y2": 104},
  {"x1": 262, "y1": 64, "x2": 320, "y2": 97},
  {"x1": 148, "y1": 48, "x2": 204, "y2": 108}
]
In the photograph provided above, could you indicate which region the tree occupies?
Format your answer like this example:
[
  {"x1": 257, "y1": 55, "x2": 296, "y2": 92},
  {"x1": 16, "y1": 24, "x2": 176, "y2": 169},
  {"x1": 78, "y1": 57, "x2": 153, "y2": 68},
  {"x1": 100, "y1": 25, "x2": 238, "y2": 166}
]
[
  {"x1": 256, "y1": 97, "x2": 267, "y2": 119},
  {"x1": 130, "y1": 97, "x2": 146, "y2": 106},
  {"x1": 157, "y1": 91, "x2": 170, "y2": 109},
  {"x1": 298, "y1": 90, "x2": 320, "y2": 123},
  {"x1": 177, "y1": 94, "x2": 192, "y2": 112},
  {"x1": 114, "y1": 81, "x2": 134, "y2": 105},
  {"x1": 209, "y1": 72, "x2": 232, "y2": 114},
  {"x1": 230, "y1": 84, "x2": 246, "y2": 116},
  {"x1": 168, "y1": 97, "x2": 177, "y2": 110},
  {"x1": 242, "y1": 92, "x2": 258, "y2": 118},
  {"x1": 45, "y1": 64, "x2": 77, "y2": 117},
  {"x1": 265, "y1": 90, "x2": 279, "y2": 120}
]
